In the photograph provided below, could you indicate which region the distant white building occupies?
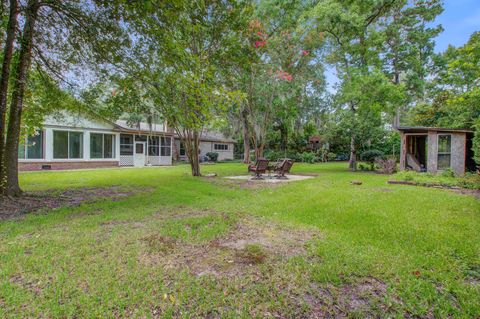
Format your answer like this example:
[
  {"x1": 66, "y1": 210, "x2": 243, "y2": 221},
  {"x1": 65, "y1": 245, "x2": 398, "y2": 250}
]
[{"x1": 18, "y1": 112, "x2": 234, "y2": 171}]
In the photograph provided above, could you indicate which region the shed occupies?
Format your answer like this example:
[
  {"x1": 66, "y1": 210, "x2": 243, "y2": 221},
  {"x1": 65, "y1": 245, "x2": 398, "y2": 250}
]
[{"x1": 396, "y1": 126, "x2": 475, "y2": 176}]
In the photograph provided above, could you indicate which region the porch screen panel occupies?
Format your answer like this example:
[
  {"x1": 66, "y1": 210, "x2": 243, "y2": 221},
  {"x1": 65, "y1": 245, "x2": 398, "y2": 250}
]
[
  {"x1": 161, "y1": 137, "x2": 171, "y2": 156},
  {"x1": 148, "y1": 136, "x2": 160, "y2": 156},
  {"x1": 437, "y1": 135, "x2": 451, "y2": 170},
  {"x1": 53, "y1": 131, "x2": 69, "y2": 159},
  {"x1": 120, "y1": 134, "x2": 133, "y2": 155}
]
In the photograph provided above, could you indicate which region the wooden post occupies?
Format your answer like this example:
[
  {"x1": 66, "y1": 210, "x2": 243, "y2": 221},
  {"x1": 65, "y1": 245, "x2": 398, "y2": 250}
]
[{"x1": 399, "y1": 132, "x2": 406, "y2": 171}]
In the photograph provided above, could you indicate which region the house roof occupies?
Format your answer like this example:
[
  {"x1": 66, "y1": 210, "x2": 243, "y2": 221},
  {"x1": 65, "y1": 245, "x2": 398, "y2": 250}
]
[
  {"x1": 309, "y1": 135, "x2": 323, "y2": 142},
  {"x1": 395, "y1": 126, "x2": 474, "y2": 134},
  {"x1": 199, "y1": 130, "x2": 235, "y2": 143},
  {"x1": 115, "y1": 120, "x2": 234, "y2": 143},
  {"x1": 114, "y1": 120, "x2": 172, "y2": 135}
]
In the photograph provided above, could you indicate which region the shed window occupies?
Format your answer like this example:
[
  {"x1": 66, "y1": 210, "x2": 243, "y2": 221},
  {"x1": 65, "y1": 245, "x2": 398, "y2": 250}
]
[
  {"x1": 53, "y1": 131, "x2": 83, "y2": 159},
  {"x1": 437, "y1": 135, "x2": 451, "y2": 170},
  {"x1": 18, "y1": 131, "x2": 43, "y2": 159},
  {"x1": 90, "y1": 133, "x2": 115, "y2": 159},
  {"x1": 214, "y1": 143, "x2": 228, "y2": 151},
  {"x1": 120, "y1": 134, "x2": 133, "y2": 155}
]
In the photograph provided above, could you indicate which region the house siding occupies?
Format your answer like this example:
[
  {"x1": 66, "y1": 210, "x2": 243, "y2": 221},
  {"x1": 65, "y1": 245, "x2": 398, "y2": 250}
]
[{"x1": 174, "y1": 139, "x2": 234, "y2": 161}]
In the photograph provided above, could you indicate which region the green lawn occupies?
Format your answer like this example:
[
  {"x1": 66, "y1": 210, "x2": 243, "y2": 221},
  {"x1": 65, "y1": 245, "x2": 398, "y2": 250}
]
[{"x1": 1, "y1": 163, "x2": 479, "y2": 318}]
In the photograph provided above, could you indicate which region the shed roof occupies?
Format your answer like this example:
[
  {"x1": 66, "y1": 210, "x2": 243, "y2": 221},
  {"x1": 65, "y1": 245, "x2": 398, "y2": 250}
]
[
  {"x1": 309, "y1": 135, "x2": 323, "y2": 142},
  {"x1": 395, "y1": 126, "x2": 474, "y2": 134}
]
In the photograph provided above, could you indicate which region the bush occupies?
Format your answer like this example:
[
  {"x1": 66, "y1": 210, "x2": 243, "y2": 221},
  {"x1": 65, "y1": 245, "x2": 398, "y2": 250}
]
[
  {"x1": 375, "y1": 157, "x2": 397, "y2": 174},
  {"x1": 327, "y1": 152, "x2": 337, "y2": 162},
  {"x1": 358, "y1": 163, "x2": 372, "y2": 171},
  {"x1": 205, "y1": 152, "x2": 219, "y2": 162},
  {"x1": 361, "y1": 149, "x2": 385, "y2": 170},
  {"x1": 300, "y1": 152, "x2": 316, "y2": 163},
  {"x1": 441, "y1": 168, "x2": 455, "y2": 178},
  {"x1": 264, "y1": 150, "x2": 285, "y2": 162}
]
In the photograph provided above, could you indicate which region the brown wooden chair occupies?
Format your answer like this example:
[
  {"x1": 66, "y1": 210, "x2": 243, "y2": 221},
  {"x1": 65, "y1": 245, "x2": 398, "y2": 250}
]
[
  {"x1": 274, "y1": 159, "x2": 294, "y2": 179},
  {"x1": 248, "y1": 158, "x2": 270, "y2": 179}
]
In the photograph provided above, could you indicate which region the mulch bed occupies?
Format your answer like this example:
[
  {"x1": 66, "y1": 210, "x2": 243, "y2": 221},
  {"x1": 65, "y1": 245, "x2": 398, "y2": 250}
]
[
  {"x1": 0, "y1": 187, "x2": 150, "y2": 221},
  {"x1": 388, "y1": 180, "x2": 480, "y2": 199}
]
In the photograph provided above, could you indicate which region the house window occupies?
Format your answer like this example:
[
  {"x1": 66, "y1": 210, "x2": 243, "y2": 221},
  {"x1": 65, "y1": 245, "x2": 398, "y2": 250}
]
[
  {"x1": 214, "y1": 143, "x2": 228, "y2": 151},
  {"x1": 18, "y1": 131, "x2": 43, "y2": 159},
  {"x1": 148, "y1": 136, "x2": 160, "y2": 156},
  {"x1": 53, "y1": 131, "x2": 83, "y2": 159},
  {"x1": 90, "y1": 133, "x2": 115, "y2": 159},
  {"x1": 161, "y1": 137, "x2": 171, "y2": 156},
  {"x1": 437, "y1": 135, "x2": 451, "y2": 170},
  {"x1": 120, "y1": 134, "x2": 133, "y2": 155},
  {"x1": 179, "y1": 142, "x2": 186, "y2": 156}
]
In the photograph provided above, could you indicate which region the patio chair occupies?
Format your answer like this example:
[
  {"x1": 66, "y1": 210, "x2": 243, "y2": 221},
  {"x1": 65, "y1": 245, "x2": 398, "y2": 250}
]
[
  {"x1": 248, "y1": 158, "x2": 270, "y2": 179},
  {"x1": 274, "y1": 158, "x2": 294, "y2": 179}
]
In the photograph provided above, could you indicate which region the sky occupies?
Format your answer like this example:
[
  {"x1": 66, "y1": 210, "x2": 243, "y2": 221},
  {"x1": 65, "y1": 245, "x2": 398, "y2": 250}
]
[
  {"x1": 326, "y1": 0, "x2": 480, "y2": 91},
  {"x1": 434, "y1": 0, "x2": 480, "y2": 52}
]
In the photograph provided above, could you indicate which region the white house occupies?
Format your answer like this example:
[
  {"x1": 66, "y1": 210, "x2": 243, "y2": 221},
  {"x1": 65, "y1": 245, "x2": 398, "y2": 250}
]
[
  {"x1": 18, "y1": 112, "x2": 234, "y2": 171},
  {"x1": 174, "y1": 131, "x2": 235, "y2": 162}
]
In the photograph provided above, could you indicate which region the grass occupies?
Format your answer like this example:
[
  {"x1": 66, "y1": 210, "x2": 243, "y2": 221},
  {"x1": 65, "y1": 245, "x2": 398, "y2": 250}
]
[{"x1": 0, "y1": 162, "x2": 479, "y2": 318}]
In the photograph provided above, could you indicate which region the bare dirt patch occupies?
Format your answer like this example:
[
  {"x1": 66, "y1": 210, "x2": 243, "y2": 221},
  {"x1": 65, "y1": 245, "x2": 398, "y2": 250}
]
[
  {"x1": 0, "y1": 186, "x2": 152, "y2": 221},
  {"x1": 305, "y1": 277, "x2": 400, "y2": 318},
  {"x1": 139, "y1": 214, "x2": 321, "y2": 278}
]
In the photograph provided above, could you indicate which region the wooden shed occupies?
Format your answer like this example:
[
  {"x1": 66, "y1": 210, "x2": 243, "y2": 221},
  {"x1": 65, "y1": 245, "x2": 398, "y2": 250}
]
[{"x1": 396, "y1": 126, "x2": 476, "y2": 176}]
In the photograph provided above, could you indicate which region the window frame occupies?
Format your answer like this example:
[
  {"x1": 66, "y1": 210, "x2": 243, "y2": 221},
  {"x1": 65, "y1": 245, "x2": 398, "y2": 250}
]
[
  {"x1": 90, "y1": 133, "x2": 116, "y2": 159},
  {"x1": 18, "y1": 130, "x2": 44, "y2": 160},
  {"x1": 53, "y1": 130, "x2": 84, "y2": 160},
  {"x1": 214, "y1": 143, "x2": 228, "y2": 151},
  {"x1": 179, "y1": 142, "x2": 186, "y2": 156},
  {"x1": 437, "y1": 134, "x2": 452, "y2": 170}
]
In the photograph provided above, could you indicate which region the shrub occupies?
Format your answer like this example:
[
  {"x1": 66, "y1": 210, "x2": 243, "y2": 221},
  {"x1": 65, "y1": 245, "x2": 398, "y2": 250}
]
[
  {"x1": 264, "y1": 150, "x2": 285, "y2": 161},
  {"x1": 327, "y1": 152, "x2": 337, "y2": 162},
  {"x1": 375, "y1": 157, "x2": 397, "y2": 174},
  {"x1": 358, "y1": 163, "x2": 372, "y2": 171},
  {"x1": 361, "y1": 149, "x2": 384, "y2": 170},
  {"x1": 205, "y1": 152, "x2": 219, "y2": 162},
  {"x1": 300, "y1": 152, "x2": 316, "y2": 163},
  {"x1": 441, "y1": 168, "x2": 455, "y2": 178}
]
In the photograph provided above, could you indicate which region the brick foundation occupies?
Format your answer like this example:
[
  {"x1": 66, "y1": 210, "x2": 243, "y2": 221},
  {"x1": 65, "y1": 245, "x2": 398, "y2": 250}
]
[{"x1": 18, "y1": 161, "x2": 119, "y2": 171}]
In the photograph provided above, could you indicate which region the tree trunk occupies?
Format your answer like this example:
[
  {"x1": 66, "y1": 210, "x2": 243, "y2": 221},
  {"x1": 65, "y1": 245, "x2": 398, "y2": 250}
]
[
  {"x1": 3, "y1": 1, "x2": 39, "y2": 196},
  {"x1": 241, "y1": 107, "x2": 250, "y2": 163},
  {"x1": 255, "y1": 144, "x2": 264, "y2": 159},
  {"x1": 349, "y1": 134, "x2": 357, "y2": 171},
  {"x1": 279, "y1": 122, "x2": 288, "y2": 152},
  {"x1": 0, "y1": 0, "x2": 18, "y2": 194},
  {"x1": 188, "y1": 130, "x2": 201, "y2": 176}
]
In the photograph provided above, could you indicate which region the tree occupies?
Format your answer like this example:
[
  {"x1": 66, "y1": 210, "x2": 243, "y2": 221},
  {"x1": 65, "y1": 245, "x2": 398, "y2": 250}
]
[
  {"x1": 380, "y1": 0, "x2": 443, "y2": 126},
  {"x1": 0, "y1": 0, "x2": 18, "y2": 191},
  {"x1": 107, "y1": 0, "x2": 247, "y2": 176},
  {"x1": 0, "y1": 0, "x2": 126, "y2": 196},
  {"x1": 309, "y1": 0, "x2": 401, "y2": 170},
  {"x1": 408, "y1": 31, "x2": 480, "y2": 164},
  {"x1": 4, "y1": 0, "x2": 39, "y2": 196}
]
